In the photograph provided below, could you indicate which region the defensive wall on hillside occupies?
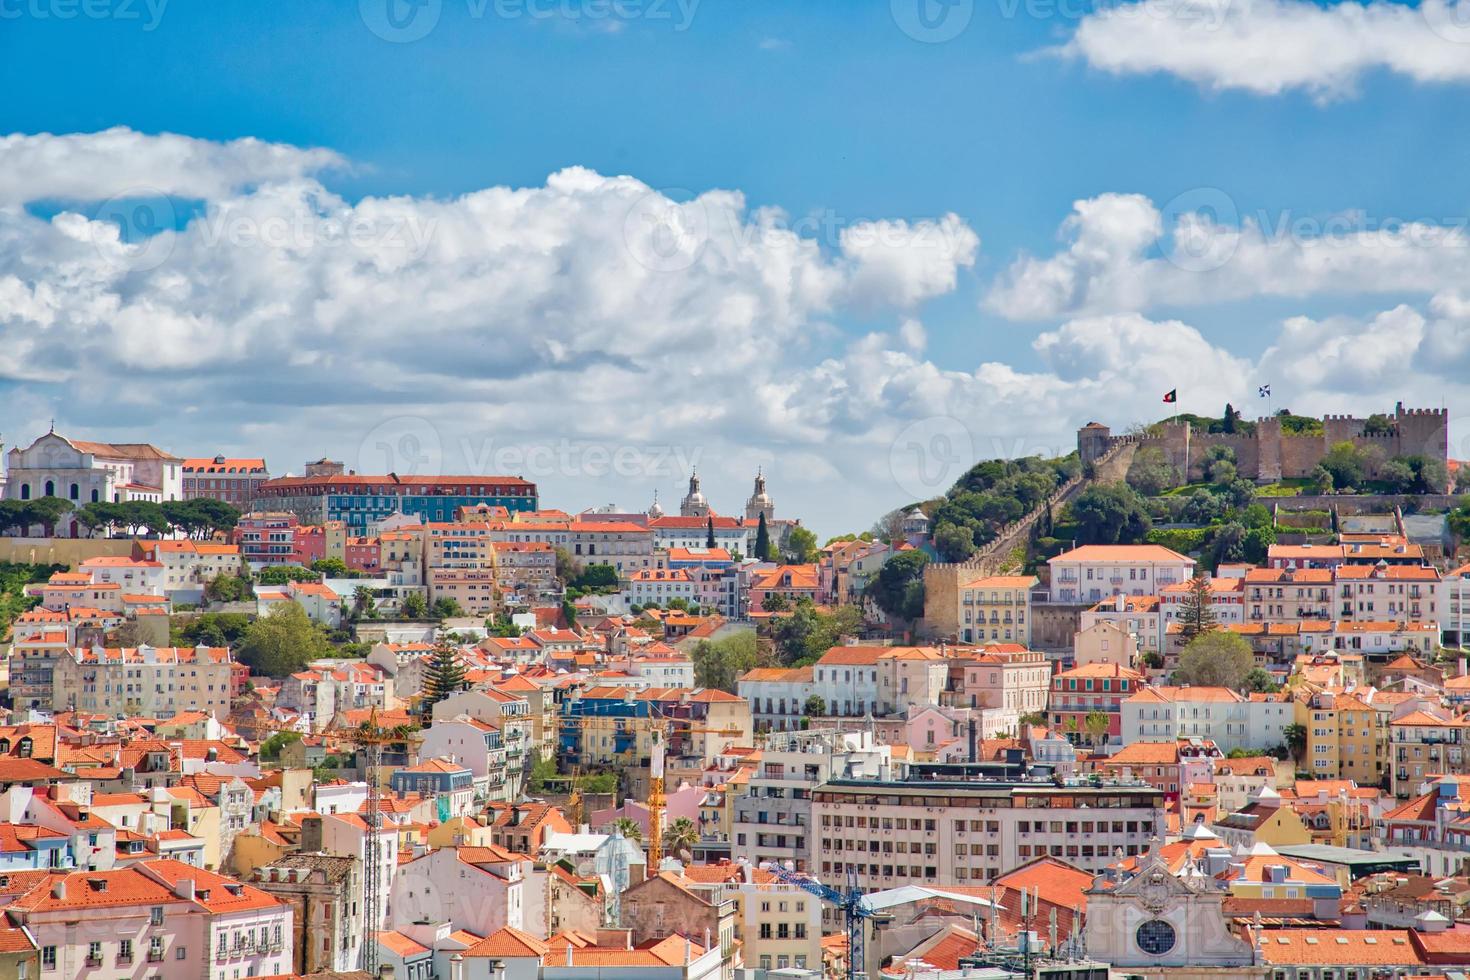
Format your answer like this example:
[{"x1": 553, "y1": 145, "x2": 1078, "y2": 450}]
[{"x1": 1079, "y1": 403, "x2": 1449, "y2": 484}]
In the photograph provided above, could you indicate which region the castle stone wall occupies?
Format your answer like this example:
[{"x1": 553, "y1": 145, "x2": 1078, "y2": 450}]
[{"x1": 1081, "y1": 404, "x2": 1449, "y2": 486}]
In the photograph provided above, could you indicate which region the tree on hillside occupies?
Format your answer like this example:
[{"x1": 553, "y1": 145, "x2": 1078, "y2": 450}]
[
  {"x1": 237, "y1": 601, "x2": 331, "y2": 677},
  {"x1": 1203, "y1": 445, "x2": 1238, "y2": 484},
  {"x1": 705, "y1": 517, "x2": 716, "y2": 549},
  {"x1": 1321, "y1": 441, "x2": 1373, "y2": 489},
  {"x1": 311, "y1": 557, "x2": 350, "y2": 577},
  {"x1": 804, "y1": 695, "x2": 827, "y2": 718},
  {"x1": 1071, "y1": 483, "x2": 1151, "y2": 545},
  {"x1": 933, "y1": 524, "x2": 976, "y2": 562},
  {"x1": 1172, "y1": 631, "x2": 1255, "y2": 691},
  {"x1": 1126, "y1": 445, "x2": 1180, "y2": 497},
  {"x1": 691, "y1": 631, "x2": 762, "y2": 692},
  {"x1": 1178, "y1": 571, "x2": 1219, "y2": 642},
  {"x1": 399, "y1": 591, "x2": 429, "y2": 619},
  {"x1": 422, "y1": 640, "x2": 468, "y2": 708},
  {"x1": 783, "y1": 526, "x2": 818, "y2": 564},
  {"x1": 867, "y1": 549, "x2": 929, "y2": 621},
  {"x1": 870, "y1": 508, "x2": 906, "y2": 544},
  {"x1": 205, "y1": 573, "x2": 252, "y2": 603},
  {"x1": 554, "y1": 546, "x2": 579, "y2": 583},
  {"x1": 761, "y1": 592, "x2": 790, "y2": 613},
  {"x1": 1241, "y1": 668, "x2": 1279, "y2": 693},
  {"x1": 1083, "y1": 711, "x2": 1111, "y2": 749},
  {"x1": 771, "y1": 599, "x2": 863, "y2": 666},
  {"x1": 754, "y1": 512, "x2": 774, "y2": 561}
]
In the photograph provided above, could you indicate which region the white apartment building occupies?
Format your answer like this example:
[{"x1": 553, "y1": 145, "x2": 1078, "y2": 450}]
[
  {"x1": 627, "y1": 568, "x2": 698, "y2": 607},
  {"x1": 1079, "y1": 593, "x2": 1164, "y2": 652},
  {"x1": 1047, "y1": 545, "x2": 1194, "y2": 604},
  {"x1": 811, "y1": 779, "x2": 1166, "y2": 889},
  {"x1": 78, "y1": 557, "x2": 167, "y2": 596},
  {"x1": 731, "y1": 729, "x2": 891, "y2": 872},
  {"x1": 1447, "y1": 563, "x2": 1470, "y2": 649},
  {"x1": 1122, "y1": 686, "x2": 1292, "y2": 754}
]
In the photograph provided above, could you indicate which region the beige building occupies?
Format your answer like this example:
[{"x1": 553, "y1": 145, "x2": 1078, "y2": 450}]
[
  {"x1": 51, "y1": 644, "x2": 236, "y2": 717},
  {"x1": 876, "y1": 647, "x2": 950, "y2": 715},
  {"x1": 1072, "y1": 619, "x2": 1141, "y2": 669}
]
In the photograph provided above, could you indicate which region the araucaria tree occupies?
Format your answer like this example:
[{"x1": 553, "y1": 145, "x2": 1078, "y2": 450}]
[
  {"x1": 421, "y1": 640, "x2": 467, "y2": 709},
  {"x1": 1178, "y1": 571, "x2": 1219, "y2": 642}
]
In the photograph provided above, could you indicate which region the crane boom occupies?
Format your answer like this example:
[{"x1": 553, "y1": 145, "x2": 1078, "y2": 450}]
[{"x1": 765, "y1": 864, "x2": 872, "y2": 980}]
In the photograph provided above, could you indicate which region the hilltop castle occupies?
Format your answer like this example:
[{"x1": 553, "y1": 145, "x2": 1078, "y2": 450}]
[{"x1": 1078, "y1": 402, "x2": 1449, "y2": 484}]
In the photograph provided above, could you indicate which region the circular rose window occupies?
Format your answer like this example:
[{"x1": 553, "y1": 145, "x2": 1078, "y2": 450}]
[{"x1": 1136, "y1": 919, "x2": 1176, "y2": 956}]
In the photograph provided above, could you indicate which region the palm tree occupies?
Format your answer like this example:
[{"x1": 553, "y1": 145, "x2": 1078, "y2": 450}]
[
  {"x1": 665, "y1": 817, "x2": 699, "y2": 860},
  {"x1": 352, "y1": 586, "x2": 375, "y2": 620},
  {"x1": 1283, "y1": 723, "x2": 1308, "y2": 764},
  {"x1": 611, "y1": 817, "x2": 643, "y2": 842},
  {"x1": 1084, "y1": 711, "x2": 1111, "y2": 749}
]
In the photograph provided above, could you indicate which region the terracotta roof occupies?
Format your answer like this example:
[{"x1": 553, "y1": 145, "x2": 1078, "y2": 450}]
[
  {"x1": 1257, "y1": 930, "x2": 1423, "y2": 966},
  {"x1": 1051, "y1": 544, "x2": 1193, "y2": 563},
  {"x1": 464, "y1": 926, "x2": 549, "y2": 959}
]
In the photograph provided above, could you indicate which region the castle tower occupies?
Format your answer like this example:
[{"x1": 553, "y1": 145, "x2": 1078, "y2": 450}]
[
  {"x1": 679, "y1": 471, "x2": 710, "y2": 518},
  {"x1": 744, "y1": 468, "x2": 774, "y2": 523},
  {"x1": 1078, "y1": 422, "x2": 1111, "y2": 467}
]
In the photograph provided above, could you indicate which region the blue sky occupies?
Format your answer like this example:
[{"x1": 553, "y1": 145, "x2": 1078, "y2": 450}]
[{"x1": 4, "y1": 0, "x2": 1470, "y2": 532}]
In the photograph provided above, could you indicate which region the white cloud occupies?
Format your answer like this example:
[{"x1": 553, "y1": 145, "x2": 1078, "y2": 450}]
[
  {"x1": 6, "y1": 130, "x2": 1466, "y2": 533},
  {"x1": 1057, "y1": 0, "x2": 1470, "y2": 101},
  {"x1": 0, "y1": 127, "x2": 342, "y2": 205},
  {"x1": 986, "y1": 192, "x2": 1470, "y2": 320}
]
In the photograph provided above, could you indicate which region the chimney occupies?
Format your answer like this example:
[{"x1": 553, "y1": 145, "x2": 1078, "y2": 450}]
[
  {"x1": 174, "y1": 878, "x2": 195, "y2": 900},
  {"x1": 450, "y1": 953, "x2": 464, "y2": 980},
  {"x1": 704, "y1": 928, "x2": 711, "y2": 954},
  {"x1": 51, "y1": 879, "x2": 65, "y2": 900},
  {"x1": 301, "y1": 815, "x2": 324, "y2": 852},
  {"x1": 566, "y1": 944, "x2": 573, "y2": 967},
  {"x1": 684, "y1": 936, "x2": 692, "y2": 965}
]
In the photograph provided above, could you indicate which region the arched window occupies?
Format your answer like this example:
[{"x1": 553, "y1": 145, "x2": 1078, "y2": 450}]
[
  {"x1": 91, "y1": 489, "x2": 99, "y2": 503},
  {"x1": 69, "y1": 483, "x2": 79, "y2": 500},
  {"x1": 20, "y1": 484, "x2": 30, "y2": 500},
  {"x1": 44, "y1": 480, "x2": 55, "y2": 497}
]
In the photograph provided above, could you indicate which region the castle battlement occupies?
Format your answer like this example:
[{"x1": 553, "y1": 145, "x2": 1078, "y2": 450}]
[{"x1": 1080, "y1": 404, "x2": 1448, "y2": 486}]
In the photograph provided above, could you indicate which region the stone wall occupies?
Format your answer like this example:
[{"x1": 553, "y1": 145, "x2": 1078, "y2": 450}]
[
  {"x1": 1079, "y1": 403, "x2": 1450, "y2": 485},
  {"x1": 0, "y1": 536, "x2": 134, "y2": 568}
]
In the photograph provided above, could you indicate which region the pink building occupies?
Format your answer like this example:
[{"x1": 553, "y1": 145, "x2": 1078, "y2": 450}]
[
  {"x1": 1049, "y1": 661, "x2": 1145, "y2": 748},
  {"x1": 345, "y1": 537, "x2": 381, "y2": 573},
  {"x1": 4, "y1": 862, "x2": 291, "y2": 980}
]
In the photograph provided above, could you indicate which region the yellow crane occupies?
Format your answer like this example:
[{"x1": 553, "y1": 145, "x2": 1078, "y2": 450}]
[{"x1": 645, "y1": 711, "x2": 743, "y2": 869}]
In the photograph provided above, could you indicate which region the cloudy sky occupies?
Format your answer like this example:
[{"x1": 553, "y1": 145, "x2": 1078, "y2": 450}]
[{"x1": 4, "y1": 0, "x2": 1470, "y2": 535}]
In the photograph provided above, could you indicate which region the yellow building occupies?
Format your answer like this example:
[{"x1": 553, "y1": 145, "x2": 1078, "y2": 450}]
[{"x1": 956, "y1": 574, "x2": 1037, "y2": 646}]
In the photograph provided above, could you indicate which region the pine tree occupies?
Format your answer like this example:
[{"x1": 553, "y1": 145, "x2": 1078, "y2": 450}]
[
  {"x1": 1179, "y1": 571, "x2": 1219, "y2": 642},
  {"x1": 421, "y1": 640, "x2": 467, "y2": 709},
  {"x1": 755, "y1": 512, "x2": 772, "y2": 561},
  {"x1": 706, "y1": 516, "x2": 717, "y2": 549}
]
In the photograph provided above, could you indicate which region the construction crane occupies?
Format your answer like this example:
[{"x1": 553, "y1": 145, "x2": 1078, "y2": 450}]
[
  {"x1": 764, "y1": 863, "x2": 873, "y2": 980},
  {"x1": 341, "y1": 706, "x2": 417, "y2": 975},
  {"x1": 645, "y1": 707, "x2": 743, "y2": 870}
]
